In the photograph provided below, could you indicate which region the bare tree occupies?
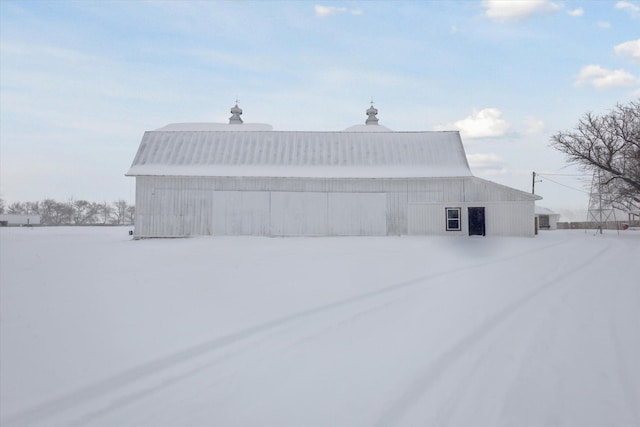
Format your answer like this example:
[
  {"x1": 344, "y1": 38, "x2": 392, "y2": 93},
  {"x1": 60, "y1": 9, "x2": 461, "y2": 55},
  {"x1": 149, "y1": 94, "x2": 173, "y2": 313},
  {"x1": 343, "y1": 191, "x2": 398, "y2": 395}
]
[
  {"x1": 98, "y1": 201, "x2": 113, "y2": 225},
  {"x1": 7, "y1": 202, "x2": 25, "y2": 214},
  {"x1": 40, "y1": 199, "x2": 64, "y2": 225},
  {"x1": 551, "y1": 101, "x2": 640, "y2": 212},
  {"x1": 111, "y1": 200, "x2": 128, "y2": 225},
  {"x1": 25, "y1": 201, "x2": 40, "y2": 215},
  {"x1": 73, "y1": 200, "x2": 99, "y2": 224},
  {"x1": 2, "y1": 197, "x2": 134, "y2": 225},
  {"x1": 126, "y1": 204, "x2": 135, "y2": 225},
  {"x1": 62, "y1": 199, "x2": 75, "y2": 225}
]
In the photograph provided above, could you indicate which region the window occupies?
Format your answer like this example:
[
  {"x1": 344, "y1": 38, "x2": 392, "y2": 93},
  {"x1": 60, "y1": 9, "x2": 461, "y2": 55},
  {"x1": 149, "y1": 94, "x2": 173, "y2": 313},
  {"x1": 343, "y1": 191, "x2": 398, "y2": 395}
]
[
  {"x1": 446, "y1": 208, "x2": 461, "y2": 231},
  {"x1": 539, "y1": 215, "x2": 550, "y2": 229}
]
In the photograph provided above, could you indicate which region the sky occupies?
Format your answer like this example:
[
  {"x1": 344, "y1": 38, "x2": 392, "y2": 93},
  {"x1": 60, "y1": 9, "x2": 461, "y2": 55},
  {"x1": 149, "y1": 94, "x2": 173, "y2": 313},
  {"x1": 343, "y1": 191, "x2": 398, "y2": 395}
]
[{"x1": 1, "y1": 0, "x2": 639, "y2": 220}]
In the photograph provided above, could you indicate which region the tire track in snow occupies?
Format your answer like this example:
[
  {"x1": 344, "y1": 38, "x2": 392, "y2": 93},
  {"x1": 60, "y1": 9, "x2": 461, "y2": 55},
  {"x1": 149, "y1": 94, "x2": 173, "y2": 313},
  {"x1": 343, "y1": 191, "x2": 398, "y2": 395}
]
[
  {"x1": 373, "y1": 243, "x2": 611, "y2": 427},
  {"x1": 65, "y1": 294, "x2": 410, "y2": 427},
  {"x1": 600, "y1": 240, "x2": 640, "y2": 425},
  {"x1": 1, "y1": 238, "x2": 575, "y2": 427}
]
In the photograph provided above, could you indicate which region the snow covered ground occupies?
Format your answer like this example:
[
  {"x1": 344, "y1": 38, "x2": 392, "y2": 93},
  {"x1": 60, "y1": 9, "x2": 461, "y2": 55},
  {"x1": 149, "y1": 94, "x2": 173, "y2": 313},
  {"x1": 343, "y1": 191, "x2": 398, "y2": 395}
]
[{"x1": 1, "y1": 227, "x2": 638, "y2": 427}]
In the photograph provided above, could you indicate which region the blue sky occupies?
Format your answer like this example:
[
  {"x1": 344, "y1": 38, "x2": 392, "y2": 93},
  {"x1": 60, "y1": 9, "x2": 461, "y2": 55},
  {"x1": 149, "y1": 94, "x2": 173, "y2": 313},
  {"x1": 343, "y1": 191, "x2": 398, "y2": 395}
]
[{"x1": 1, "y1": 0, "x2": 638, "y2": 219}]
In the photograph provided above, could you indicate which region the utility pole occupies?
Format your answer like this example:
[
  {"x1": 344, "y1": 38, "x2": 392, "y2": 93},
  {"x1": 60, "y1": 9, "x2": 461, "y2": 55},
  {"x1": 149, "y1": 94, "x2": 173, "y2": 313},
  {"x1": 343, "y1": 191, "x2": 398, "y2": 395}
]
[
  {"x1": 532, "y1": 171, "x2": 542, "y2": 194},
  {"x1": 532, "y1": 171, "x2": 536, "y2": 194}
]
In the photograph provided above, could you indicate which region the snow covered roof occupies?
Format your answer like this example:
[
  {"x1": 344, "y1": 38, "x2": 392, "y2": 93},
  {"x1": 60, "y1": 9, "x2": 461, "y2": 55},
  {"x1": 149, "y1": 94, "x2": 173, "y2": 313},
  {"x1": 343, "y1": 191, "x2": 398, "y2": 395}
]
[
  {"x1": 535, "y1": 206, "x2": 560, "y2": 215},
  {"x1": 343, "y1": 124, "x2": 393, "y2": 132},
  {"x1": 155, "y1": 123, "x2": 274, "y2": 131},
  {"x1": 126, "y1": 129, "x2": 472, "y2": 178}
]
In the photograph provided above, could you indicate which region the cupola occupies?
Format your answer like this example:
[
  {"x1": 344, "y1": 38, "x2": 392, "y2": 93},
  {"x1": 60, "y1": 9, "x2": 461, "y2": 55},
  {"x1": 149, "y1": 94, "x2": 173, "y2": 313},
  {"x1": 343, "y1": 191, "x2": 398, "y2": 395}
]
[
  {"x1": 365, "y1": 101, "x2": 379, "y2": 125},
  {"x1": 229, "y1": 102, "x2": 243, "y2": 124}
]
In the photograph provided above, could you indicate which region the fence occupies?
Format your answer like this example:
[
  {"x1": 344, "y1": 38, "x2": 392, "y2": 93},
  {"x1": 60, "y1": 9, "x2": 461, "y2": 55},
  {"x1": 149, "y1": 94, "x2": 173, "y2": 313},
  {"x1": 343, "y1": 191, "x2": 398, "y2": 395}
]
[{"x1": 557, "y1": 220, "x2": 640, "y2": 230}]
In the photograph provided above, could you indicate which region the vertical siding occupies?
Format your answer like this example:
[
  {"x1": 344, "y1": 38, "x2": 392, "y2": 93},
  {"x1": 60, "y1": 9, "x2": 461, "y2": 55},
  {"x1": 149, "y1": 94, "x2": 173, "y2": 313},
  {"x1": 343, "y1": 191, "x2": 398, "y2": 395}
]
[
  {"x1": 270, "y1": 192, "x2": 328, "y2": 236},
  {"x1": 386, "y1": 191, "x2": 407, "y2": 235},
  {"x1": 212, "y1": 191, "x2": 270, "y2": 235},
  {"x1": 483, "y1": 202, "x2": 535, "y2": 236},
  {"x1": 408, "y1": 204, "x2": 462, "y2": 235},
  {"x1": 328, "y1": 193, "x2": 387, "y2": 235},
  {"x1": 407, "y1": 203, "x2": 535, "y2": 237},
  {"x1": 407, "y1": 179, "x2": 463, "y2": 235},
  {"x1": 132, "y1": 176, "x2": 536, "y2": 237}
]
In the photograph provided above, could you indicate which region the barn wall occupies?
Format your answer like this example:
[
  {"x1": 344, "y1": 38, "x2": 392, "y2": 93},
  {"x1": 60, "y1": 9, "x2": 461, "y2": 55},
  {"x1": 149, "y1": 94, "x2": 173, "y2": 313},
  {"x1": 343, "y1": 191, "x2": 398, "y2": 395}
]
[
  {"x1": 483, "y1": 202, "x2": 536, "y2": 236},
  {"x1": 328, "y1": 193, "x2": 387, "y2": 235},
  {"x1": 407, "y1": 202, "x2": 535, "y2": 237},
  {"x1": 407, "y1": 179, "x2": 465, "y2": 236},
  {"x1": 386, "y1": 191, "x2": 408, "y2": 235},
  {"x1": 133, "y1": 176, "x2": 536, "y2": 237},
  {"x1": 408, "y1": 204, "x2": 450, "y2": 235},
  {"x1": 212, "y1": 192, "x2": 270, "y2": 235}
]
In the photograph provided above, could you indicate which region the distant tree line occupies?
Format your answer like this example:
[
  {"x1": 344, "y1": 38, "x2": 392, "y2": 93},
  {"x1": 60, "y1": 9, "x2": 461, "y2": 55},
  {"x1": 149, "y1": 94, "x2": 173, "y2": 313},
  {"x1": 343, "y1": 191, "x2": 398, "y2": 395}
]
[{"x1": 0, "y1": 198, "x2": 134, "y2": 226}]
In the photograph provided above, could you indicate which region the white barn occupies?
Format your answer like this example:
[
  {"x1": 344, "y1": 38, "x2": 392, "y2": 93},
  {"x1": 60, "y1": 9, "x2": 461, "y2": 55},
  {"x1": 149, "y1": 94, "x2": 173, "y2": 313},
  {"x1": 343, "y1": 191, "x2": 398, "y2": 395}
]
[
  {"x1": 535, "y1": 205, "x2": 561, "y2": 230},
  {"x1": 126, "y1": 105, "x2": 540, "y2": 238}
]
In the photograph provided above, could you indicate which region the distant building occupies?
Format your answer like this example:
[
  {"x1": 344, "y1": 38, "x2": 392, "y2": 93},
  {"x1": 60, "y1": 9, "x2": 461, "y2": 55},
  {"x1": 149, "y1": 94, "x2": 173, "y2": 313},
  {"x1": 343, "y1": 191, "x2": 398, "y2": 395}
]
[
  {"x1": 126, "y1": 104, "x2": 540, "y2": 238},
  {"x1": 535, "y1": 206, "x2": 560, "y2": 230},
  {"x1": 0, "y1": 214, "x2": 41, "y2": 226}
]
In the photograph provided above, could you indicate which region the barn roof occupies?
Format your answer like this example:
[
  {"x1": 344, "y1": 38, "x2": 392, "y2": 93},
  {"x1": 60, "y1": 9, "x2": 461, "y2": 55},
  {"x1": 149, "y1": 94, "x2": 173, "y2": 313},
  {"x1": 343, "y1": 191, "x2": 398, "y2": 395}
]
[{"x1": 126, "y1": 129, "x2": 473, "y2": 178}]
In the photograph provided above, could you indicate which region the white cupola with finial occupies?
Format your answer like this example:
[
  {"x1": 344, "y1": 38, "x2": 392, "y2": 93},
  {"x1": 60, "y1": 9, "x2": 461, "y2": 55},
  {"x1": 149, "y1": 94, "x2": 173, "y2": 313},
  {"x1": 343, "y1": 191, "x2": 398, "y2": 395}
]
[
  {"x1": 366, "y1": 101, "x2": 379, "y2": 125},
  {"x1": 153, "y1": 101, "x2": 272, "y2": 131},
  {"x1": 229, "y1": 101, "x2": 243, "y2": 124},
  {"x1": 343, "y1": 101, "x2": 392, "y2": 132}
]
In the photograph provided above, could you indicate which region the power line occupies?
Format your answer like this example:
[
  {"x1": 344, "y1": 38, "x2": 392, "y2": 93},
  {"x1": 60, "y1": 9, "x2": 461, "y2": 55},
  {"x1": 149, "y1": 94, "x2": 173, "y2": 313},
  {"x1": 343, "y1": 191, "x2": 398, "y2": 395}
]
[
  {"x1": 538, "y1": 175, "x2": 591, "y2": 194},
  {"x1": 536, "y1": 172, "x2": 586, "y2": 177}
]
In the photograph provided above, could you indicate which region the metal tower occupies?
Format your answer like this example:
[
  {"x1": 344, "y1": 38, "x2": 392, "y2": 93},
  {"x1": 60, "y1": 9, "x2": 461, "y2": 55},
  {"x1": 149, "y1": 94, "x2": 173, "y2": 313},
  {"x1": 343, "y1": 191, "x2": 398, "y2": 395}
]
[{"x1": 586, "y1": 168, "x2": 616, "y2": 233}]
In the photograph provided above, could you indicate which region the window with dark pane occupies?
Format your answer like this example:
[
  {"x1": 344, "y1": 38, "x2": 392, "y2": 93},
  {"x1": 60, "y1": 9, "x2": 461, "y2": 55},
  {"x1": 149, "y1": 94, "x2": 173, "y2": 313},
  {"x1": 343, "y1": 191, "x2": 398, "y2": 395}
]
[{"x1": 446, "y1": 207, "x2": 461, "y2": 231}]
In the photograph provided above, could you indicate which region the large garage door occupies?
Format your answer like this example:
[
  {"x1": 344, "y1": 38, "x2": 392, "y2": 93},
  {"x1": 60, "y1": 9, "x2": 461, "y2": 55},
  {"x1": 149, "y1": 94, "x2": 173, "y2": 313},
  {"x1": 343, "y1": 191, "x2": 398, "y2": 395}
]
[
  {"x1": 270, "y1": 192, "x2": 328, "y2": 236},
  {"x1": 212, "y1": 191, "x2": 270, "y2": 235},
  {"x1": 328, "y1": 193, "x2": 387, "y2": 236}
]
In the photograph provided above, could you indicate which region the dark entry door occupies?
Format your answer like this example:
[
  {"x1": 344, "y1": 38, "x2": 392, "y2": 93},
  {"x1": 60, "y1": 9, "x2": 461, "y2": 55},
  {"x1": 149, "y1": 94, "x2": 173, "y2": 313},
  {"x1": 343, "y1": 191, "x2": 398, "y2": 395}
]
[{"x1": 468, "y1": 207, "x2": 485, "y2": 236}]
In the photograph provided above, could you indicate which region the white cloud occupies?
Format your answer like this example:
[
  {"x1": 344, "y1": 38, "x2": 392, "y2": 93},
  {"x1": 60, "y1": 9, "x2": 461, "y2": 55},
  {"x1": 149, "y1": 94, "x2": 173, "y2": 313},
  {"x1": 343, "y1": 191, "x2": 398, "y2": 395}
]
[
  {"x1": 567, "y1": 8, "x2": 584, "y2": 17},
  {"x1": 615, "y1": 1, "x2": 640, "y2": 17},
  {"x1": 574, "y1": 64, "x2": 638, "y2": 89},
  {"x1": 314, "y1": 4, "x2": 361, "y2": 17},
  {"x1": 436, "y1": 108, "x2": 510, "y2": 139},
  {"x1": 614, "y1": 39, "x2": 640, "y2": 63},
  {"x1": 597, "y1": 21, "x2": 611, "y2": 28},
  {"x1": 524, "y1": 116, "x2": 545, "y2": 135},
  {"x1": 482, "y1": 0, "x2": 560, "y2": 22},
  {"x1": 314, "y1": 5, "x2": 346, "y2": 17}
]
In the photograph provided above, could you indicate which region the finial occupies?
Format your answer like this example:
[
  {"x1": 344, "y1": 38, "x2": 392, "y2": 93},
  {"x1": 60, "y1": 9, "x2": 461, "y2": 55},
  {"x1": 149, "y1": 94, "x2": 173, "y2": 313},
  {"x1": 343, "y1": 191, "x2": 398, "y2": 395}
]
[
  {"x1": 366, "y1": 99, "x2": 379, "y2": 125},
  {"x1": 229, "y1": 100, "x2": 243, "y2": 124}
]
